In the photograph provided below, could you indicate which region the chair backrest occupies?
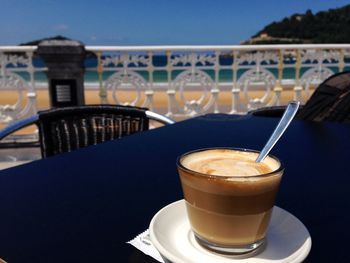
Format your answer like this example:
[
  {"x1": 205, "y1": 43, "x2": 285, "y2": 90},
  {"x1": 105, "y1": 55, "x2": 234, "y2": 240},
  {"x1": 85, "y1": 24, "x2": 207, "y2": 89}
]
[
  {"x1": 249, "y1": 105, "x2": 302, "y2": 118},
  {"x1": 297, "y1": 71, "x2": 350, "y2": 123},
  {"x1": 38, "y1": 105, "x2": 150, "y2": 158}
]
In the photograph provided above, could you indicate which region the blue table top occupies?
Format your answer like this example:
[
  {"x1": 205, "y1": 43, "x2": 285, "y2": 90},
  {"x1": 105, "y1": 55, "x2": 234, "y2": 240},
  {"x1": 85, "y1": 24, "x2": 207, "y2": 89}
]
[{"x1": 0, "y1": 114, "x2": 349, "y2": 263}]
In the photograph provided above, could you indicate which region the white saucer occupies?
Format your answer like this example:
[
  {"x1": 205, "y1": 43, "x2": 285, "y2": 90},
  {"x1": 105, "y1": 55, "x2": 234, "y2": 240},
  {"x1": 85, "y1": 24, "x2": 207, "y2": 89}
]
[{"x1": 150, "y1": 200, "x2": 311, "y2": 263}]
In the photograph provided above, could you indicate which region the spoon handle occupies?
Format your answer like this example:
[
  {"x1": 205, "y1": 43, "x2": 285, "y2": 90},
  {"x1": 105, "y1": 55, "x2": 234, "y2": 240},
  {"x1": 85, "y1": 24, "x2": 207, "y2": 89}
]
[{"x1": 256, "y1": 101, "x2": 300, "y2": 163}]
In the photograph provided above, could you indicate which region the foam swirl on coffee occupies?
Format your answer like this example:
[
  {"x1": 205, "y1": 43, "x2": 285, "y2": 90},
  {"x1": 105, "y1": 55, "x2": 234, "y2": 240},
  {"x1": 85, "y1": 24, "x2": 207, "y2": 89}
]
[{"x1": 182, "y1": 149, "x2": 278, "y2": 177}]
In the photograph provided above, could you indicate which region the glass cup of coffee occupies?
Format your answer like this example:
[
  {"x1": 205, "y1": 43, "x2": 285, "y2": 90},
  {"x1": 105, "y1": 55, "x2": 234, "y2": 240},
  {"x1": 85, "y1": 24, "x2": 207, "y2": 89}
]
[{"x1": 177, "y1": 147, "x2": 284, "y2": 255}]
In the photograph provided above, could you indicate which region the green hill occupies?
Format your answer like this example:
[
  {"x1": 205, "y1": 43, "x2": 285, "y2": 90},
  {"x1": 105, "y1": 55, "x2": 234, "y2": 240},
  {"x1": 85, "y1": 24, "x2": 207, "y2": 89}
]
[{"x1": 245, "y1": 5, "x2": 350, "y2": 44}]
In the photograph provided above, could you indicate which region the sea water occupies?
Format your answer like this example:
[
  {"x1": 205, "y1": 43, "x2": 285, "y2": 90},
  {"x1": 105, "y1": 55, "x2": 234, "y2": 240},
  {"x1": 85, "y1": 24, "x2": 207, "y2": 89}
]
[{"x1": 7, "y1": 55, "x2": 344, "y2": 85}]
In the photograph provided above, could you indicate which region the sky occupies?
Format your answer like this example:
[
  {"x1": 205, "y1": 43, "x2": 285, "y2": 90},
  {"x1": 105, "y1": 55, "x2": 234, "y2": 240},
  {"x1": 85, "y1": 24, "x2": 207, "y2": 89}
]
[{"x1": 0, "y1": 0, "x2": 350, "y2": 46}]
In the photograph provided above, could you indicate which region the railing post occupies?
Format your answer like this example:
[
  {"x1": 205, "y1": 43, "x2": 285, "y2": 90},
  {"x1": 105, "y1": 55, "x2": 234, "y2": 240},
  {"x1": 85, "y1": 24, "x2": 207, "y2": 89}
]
[
  {"x1": 166, "y1": 50, "x2": 175, "y2": 117},
  {"x1": 0, "y1": 52, "x2": 5, "y2": 76},
  {"x1": 230, "y1": 50, "x2": 240, "y2": 114},
  {"x1": 339, "y1": 49, "x2": 345, "y2": 72},
  {"x1": 26, "y1": 51, "x2": 37, "y2": 116},
  {"x1": 212, "y1": 50, "x2": 220, "y2": 113},
  {"x1": 143, "y1": 51, "x2": 154, "y2": 110},
  {"x1": 293, "y1": 49, "x2": 303, "y2": 102},
  {"x1": 97, "y1": 51, "x2": 108, "y2": 104},
  {"x1": 269, "y1": 49, "x2": 283, "y2": 106}
]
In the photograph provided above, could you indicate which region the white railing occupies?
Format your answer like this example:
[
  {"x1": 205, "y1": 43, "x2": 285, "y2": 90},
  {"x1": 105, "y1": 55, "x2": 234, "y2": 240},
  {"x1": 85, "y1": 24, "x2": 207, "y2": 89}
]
[{"x1": 0, "y1": 44, "x2": 350, "y2": 123}]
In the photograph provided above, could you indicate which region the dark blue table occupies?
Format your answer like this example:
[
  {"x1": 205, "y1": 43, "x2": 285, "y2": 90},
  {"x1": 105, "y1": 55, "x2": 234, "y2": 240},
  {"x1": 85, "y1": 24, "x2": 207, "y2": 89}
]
[{"x1": 0, "y1": 114, "x2": 349, "y2": 263}]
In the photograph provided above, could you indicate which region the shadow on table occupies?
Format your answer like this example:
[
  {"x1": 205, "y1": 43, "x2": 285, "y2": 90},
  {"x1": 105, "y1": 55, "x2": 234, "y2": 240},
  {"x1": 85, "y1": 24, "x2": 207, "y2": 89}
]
[
  {"x1": 128, "y1": 249, "x2": 158, "y2": 263},
  {"x1": 196, "y1": 113, "x2": 252, "y2": 122}
]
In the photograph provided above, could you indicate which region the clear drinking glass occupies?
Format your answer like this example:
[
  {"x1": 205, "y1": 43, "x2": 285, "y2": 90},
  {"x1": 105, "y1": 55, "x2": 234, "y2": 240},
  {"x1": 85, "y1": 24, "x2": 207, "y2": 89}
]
[{"x1": 177, "y1": 148, "x2": 284, "y2": 255}]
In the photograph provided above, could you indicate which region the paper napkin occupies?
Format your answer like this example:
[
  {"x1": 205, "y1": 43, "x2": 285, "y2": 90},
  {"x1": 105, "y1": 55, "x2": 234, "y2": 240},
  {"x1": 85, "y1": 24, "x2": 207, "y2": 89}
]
[{"x1": 127, "y1": 229, "x2": 164, "y2": 262}]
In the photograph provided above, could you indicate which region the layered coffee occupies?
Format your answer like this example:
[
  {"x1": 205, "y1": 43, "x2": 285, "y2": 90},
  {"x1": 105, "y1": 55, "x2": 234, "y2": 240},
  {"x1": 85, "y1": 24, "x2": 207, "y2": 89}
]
[{"x1": 177, "y1": 148, "x2": 283, "y2": 253}]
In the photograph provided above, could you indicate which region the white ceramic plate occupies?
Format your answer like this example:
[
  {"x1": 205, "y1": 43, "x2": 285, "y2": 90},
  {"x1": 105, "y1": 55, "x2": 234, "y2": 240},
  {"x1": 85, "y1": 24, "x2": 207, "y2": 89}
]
[{"x1": 150, "y1": 200, "x2": 311, "y2": 263}]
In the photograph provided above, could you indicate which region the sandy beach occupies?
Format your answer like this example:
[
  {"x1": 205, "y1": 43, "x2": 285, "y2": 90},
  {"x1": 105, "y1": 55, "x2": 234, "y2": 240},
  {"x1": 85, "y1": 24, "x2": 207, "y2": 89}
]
[
  {"x1": 0, "y1": 88, "x2": 302, "y2": 133},
  {"x1": 0, "y1": 88, "x2": 298, "y2": 111}
]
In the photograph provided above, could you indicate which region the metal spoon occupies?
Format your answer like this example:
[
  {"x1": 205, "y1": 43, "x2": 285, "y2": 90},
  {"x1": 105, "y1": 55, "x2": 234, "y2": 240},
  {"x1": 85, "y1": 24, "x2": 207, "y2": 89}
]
[{"x1": 256, "y1": 101, "x2": 300, "y2": 163}]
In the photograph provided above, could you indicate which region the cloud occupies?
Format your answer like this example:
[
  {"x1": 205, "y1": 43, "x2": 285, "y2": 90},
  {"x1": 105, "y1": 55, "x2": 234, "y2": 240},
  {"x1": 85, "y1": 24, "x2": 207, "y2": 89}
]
[{"x1": 53, "y1": 24, "x2": 69, "y2": 31}]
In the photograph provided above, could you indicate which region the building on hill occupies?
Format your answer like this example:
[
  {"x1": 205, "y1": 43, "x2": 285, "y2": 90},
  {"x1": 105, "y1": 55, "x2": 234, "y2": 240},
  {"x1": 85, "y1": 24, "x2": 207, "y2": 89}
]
[{"x1": 242, "y1": 33, "x2": 305, "y2": 45}]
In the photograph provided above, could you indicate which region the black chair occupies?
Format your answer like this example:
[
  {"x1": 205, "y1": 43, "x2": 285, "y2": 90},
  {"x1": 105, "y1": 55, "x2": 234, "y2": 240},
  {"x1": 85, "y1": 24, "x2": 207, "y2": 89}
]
[
  {"x1": 0, "y1": 105, "x2": 174, "y2": 158},
  {"x1": 250, "y1": 71, "x2": 350, "y2": 123}
]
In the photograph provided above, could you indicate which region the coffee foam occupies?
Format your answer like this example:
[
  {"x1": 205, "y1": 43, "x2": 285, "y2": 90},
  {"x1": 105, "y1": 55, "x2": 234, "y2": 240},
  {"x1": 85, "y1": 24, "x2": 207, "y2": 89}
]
[{"x1": 181, "y1": 149, "x2": 280, "y2": 177}]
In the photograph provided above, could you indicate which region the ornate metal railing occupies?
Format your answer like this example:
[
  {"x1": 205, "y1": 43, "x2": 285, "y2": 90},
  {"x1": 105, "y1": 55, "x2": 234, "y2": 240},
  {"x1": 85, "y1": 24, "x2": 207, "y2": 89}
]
[
  {"x1": 1, "y1": 44, "x2": 350, "y2": 123},
  {"x1": 0, "y1": 46, "x2": 40, "y2": 123}
]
